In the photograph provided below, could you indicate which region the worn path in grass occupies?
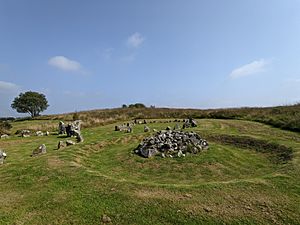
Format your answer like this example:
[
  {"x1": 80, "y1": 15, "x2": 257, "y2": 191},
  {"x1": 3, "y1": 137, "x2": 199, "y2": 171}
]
[{"x1": 0, "y1": 119, "x2": 300, "y2": 224}]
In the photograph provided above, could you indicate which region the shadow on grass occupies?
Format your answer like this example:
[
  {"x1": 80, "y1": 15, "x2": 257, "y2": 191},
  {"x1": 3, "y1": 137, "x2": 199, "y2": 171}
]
[{"x1": 207, "y1": 134, "x2": 293, "y2": 164}]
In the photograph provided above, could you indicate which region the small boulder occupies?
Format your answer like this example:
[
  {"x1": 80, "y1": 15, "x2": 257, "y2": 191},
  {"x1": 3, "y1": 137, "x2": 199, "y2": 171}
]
[
  {"x1": 0, "y1": 150, "x2": 7, "y2": 165},
  {"x1": 58, "y1": 141, "x2": 66, "y2": 149},
  {"x1": 144, "y1": 126, "x2": 150, "y2": 132},
  {"x1": 166, "y1": 126, "x2": 172, "y2": 131},
  {"x1": 36, "y1": 131, "x2": 43, "y2": 136},
  {"x1": 21, "y1": 130, "x2": 30, "y2": 137},
  {"x1": 101, "y1": 214, "x2": 111, "y2": 223},
  {"x1": 66, "y1": 140, "x2": 76, "y2": 146},
  {"x1": 0, "y1": 134, "x2": 9, "y2": 139},
  {"x1": 32, "y1": 144, "x2": 46, "y2": 156}
]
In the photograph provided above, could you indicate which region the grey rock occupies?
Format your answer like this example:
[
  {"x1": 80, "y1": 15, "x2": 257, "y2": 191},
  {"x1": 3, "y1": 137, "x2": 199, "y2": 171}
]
[
  {"x1": 58, "y1": 121, "x2": 66, "y2": 134},
  {"x1": 0, "y1": 150, "x2": 7, "y2": 164},
  {"x1": 21, "y1": 130, "x2": 30, "y2": 137},
  {"x1": 139, "y1": 148, "x2": 158, "y2": 158},
  {"x1": 36, "y1": 131, "x2": 43, "y2": 136},
  {"x1": 144, "y1": 126, "x2": 150, "y2": 132},
  {"x1": 1, "y1": 134, "x2": 9, "y2": 139},
  {"x1": 101, "y1": 214, "x2": 111, "y2": 223},
  {"x1": 166, "y1": 126, "x2": 172, "y2": 131},
  {"x1": 74, "y1": 130, "x2": 84, "y2": 142},
  {"x1": 58, "y1": 141, "x2": 66, "y2": 149},
  {"x1": 32, "y1": 144, "x2": 46, "y2": 156},
  {"x1": 66, "y1": 140, "x2": 76, "y2": 146}
]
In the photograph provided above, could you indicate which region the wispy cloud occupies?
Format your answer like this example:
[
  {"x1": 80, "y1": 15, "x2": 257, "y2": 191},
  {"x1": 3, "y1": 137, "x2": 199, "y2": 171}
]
[
  {"x1": 127, "y1": 32, "x2": 145, "y2": 48},
  {"x1": 48, "y1": 56, "x2": 82, "y2": 72},
  {"x1": 229, "y1": 59, "x2": 270, "y2": 79},
  {"x1": 0, "y1": 81, "x2": 20, "y2": 93}
]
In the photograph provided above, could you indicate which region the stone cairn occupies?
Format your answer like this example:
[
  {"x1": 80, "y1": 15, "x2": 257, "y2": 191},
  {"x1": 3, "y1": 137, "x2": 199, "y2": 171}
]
[
  {"x1": 0, "y1": 150, "x2": 7, "y2": 164},
  {"x1": 134, "y1": 130, "x2": 209, "y2": 158}
]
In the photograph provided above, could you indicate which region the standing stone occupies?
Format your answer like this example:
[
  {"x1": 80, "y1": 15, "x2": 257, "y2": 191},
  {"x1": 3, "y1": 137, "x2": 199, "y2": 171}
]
[
  {"x1": 174, "y1": 124, "x2": 180, "y2": 130},
  {"x1": 191, "y1": 119, "x2": 197, "y2": 127},
  {"x1": 58, "y1": 141, "x2": 66, "y2": 149},
  {"x1": 0, "y1": 150, "x2": 7, "y2": 164},
  {"x1": 58, "y1": 121, "x2": 66, "y2": 134},
  {"x1": 45, "y1": 131, "x2": 50, "y2": 136},
  {"x1": 74, "y1": 120, "x2": 82, "y2": 131},
  {"x1": 166, "y1": 126, "x2": 172, "y2": 131},
  {"x1": 144, "y1": 126, "x2": 150, "y2": 132},
  {"x1": 74, "y1": 130, "x2": 84, "y2": 142},
  {"x1": 65, "y1": 124, "x2": 72, "y2": 137}
]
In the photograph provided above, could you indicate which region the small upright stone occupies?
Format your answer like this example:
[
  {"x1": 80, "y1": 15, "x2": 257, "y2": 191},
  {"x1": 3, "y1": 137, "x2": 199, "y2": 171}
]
[
  {"x1": 0, "y1": 150, "x2": 7, "y2": 165},
  {"x1": 101, "y1": 214, "x2": 111, "y2": 223},
  {"x1": 58, "y1": 121, "x2": 66, "y2": 134},
  {"x1": 144, "y1": 126, "x2": 150, "y2": 132},
  {"x1": 58, "y1": 141, "x2": 66, "y2": 149},
  {"x1": 166, "y1": 126, "x2": 172, "y2": 131},
  {"x1": 174, "y1": 124, "x2": 180, "y2": 130},
  {"x1": 32, "y1": 144, "x2": 47, "y2": 156}
]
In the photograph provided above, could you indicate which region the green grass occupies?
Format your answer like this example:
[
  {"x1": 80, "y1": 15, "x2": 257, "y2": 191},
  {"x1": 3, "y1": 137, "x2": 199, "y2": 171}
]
[{"x1": 0, "y1": 119, "x2": 300, "y2": 224}]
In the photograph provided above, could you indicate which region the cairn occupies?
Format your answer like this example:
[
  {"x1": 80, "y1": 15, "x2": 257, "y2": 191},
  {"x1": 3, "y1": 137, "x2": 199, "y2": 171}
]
[{"x1": 135, "y1": 130, "x2": 208, "y2": 158}]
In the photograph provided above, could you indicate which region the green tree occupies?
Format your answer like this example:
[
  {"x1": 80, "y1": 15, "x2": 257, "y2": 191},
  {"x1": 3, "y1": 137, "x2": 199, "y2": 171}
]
[{"x1": 11, "y1": 91, "x2": 49, "y2": 118}]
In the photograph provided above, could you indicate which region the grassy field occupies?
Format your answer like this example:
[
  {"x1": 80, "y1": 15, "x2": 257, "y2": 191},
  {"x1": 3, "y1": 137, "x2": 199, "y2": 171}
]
[{"x1": 0, "y1": 118, "x2": 300, "y2": 224}]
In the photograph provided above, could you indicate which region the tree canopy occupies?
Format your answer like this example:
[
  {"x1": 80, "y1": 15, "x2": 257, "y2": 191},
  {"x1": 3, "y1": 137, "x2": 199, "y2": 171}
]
[{"x1": 11, "y1": 91, "x2": 49, "y2": 118}]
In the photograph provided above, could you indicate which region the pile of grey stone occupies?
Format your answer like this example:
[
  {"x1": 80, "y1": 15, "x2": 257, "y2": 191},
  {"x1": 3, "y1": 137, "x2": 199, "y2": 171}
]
[
  {"x1": 0, "y1": 150, "x2": 7, "y2": 164},
  {"x1": 134, "y1": 130, "x2": 209, "y2": 158}
]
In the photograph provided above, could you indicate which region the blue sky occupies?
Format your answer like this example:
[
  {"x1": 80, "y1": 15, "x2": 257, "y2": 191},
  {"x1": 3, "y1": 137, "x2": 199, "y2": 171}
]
[{"x1": 1, "y1": 0, "x2": 300, "y2": 117}]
